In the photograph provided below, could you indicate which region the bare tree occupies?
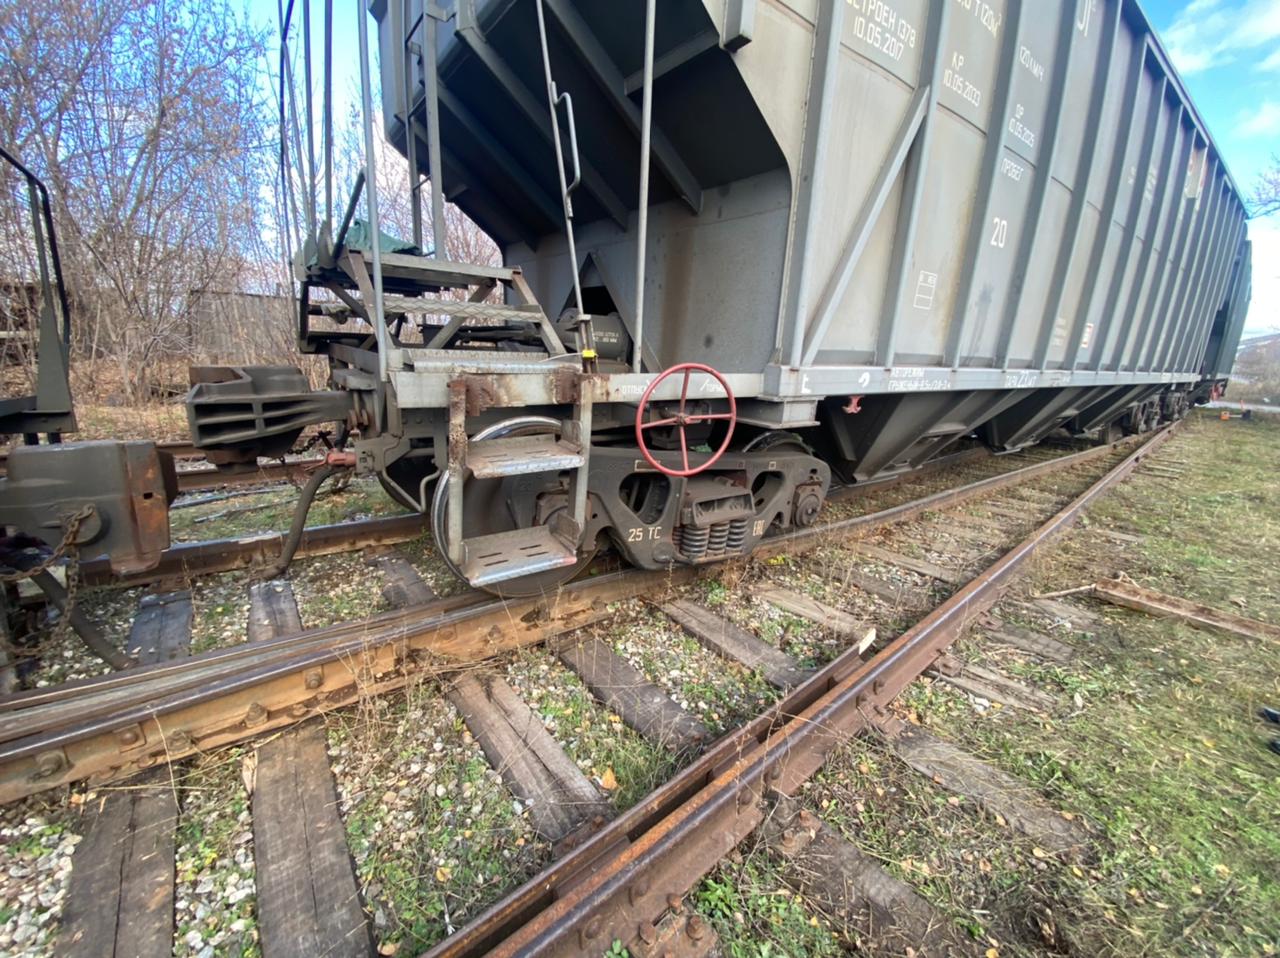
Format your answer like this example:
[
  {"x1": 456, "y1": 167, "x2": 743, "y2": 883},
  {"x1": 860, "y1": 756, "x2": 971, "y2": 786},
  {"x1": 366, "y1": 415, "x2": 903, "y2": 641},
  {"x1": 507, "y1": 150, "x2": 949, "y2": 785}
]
[
  {"x1": 1252, "y1": 153, "x2": 1280, "y2": 218},
  {"x1": 0, "y1": 0, "x2": 274, "y2": 402},
  {"x1": 325, "y1": 98, "x2": 499, "y2": 267}
]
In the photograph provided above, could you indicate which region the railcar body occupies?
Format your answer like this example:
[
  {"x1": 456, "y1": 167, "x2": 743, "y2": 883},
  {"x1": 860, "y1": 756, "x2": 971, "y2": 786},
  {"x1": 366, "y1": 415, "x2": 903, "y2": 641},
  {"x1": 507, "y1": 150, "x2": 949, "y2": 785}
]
[{"x1": 183, "y1": 0, "x2": 1252, "y2": 595}]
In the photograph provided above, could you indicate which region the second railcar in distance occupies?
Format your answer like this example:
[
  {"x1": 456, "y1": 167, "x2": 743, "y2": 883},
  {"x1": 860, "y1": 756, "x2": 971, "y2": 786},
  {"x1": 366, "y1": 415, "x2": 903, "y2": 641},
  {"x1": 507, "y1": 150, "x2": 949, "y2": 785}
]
[{"x1": 189, "y1": 0, "x2": 1253, "y2": 595}]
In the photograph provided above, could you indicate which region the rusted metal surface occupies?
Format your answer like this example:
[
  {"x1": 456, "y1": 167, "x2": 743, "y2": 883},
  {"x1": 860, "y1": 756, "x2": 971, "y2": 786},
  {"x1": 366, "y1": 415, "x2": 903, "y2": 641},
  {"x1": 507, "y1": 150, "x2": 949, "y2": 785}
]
[
  {"x1": 0, "y1": 441, "x2": 177, "y2": 575},
  {"x1": 422, "y1": 424, "x2": 1175, "y2": 958},
  {"x1": 3, "y1": 441, "x2": 326, "y2": 495},
  {"x1": 121, "y1": 441, "x2": 175, "y2": 573},
  {"x1": 0, "y1": 431, "x2": 1156, "y2": 806},
  {"x1": 0, "y1": 567, "x2": 666, "y2": 804},
  {"x1": 1091, "y1": 576, "x2": 1280, "y2": 645},
  {"x1": 173, "y1": 457, "x2": 325, "y2": 493},
  {"x1": 0, "y1": 439, "x2": 197, "y2": 473},
  {"x1": 78, "y1": 513, "x2": 427, "y2": 588}
]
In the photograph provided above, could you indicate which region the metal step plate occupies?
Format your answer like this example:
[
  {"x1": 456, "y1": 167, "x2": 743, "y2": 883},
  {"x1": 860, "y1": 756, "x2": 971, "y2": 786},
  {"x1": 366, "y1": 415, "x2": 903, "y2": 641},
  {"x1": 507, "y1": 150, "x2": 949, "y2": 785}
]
[
  {"x1": 461, "y1": 526, "x2": 579, "y2": 587},
  {"x1": 359, "y1": 249, "x2": 515, "y2": 289},
  {"x1": 466, "y1": 434, "x2": 584, "y2": 479}
]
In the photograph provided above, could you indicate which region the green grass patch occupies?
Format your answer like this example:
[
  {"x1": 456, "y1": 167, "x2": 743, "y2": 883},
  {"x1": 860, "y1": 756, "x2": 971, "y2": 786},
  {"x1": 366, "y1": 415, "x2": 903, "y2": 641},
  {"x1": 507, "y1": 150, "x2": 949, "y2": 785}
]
[
  {"x1": 911, "y1": 413, "x2": 1280, "y2": 955},
  {"x1": 696, "y1": 855, "x2": 844, "y2": 957}
]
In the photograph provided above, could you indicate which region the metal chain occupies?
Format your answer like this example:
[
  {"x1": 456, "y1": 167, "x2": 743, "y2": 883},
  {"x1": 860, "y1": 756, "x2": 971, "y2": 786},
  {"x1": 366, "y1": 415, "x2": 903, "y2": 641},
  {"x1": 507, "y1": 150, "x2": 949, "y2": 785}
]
[
  {"x1": 0, "y1": 504, "x2": 92, "y2": 647},
  {"x1": 0, "y1": 504, "x2": 93, "y2": 584},
  {"x1": 55, "y1": 543, "x2": 82, "y2": 646},
  {"x1": 294, "y1": 429, "x2": 334, "y2": 455}
]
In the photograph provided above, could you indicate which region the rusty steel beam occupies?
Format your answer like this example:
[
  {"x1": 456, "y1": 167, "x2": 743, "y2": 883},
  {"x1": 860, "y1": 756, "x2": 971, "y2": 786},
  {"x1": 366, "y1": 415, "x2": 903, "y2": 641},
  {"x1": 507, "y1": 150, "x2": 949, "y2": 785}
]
[
  {"x1": 79, "y1": 513, "x2": 428, "y2": 588},
  {"x1": 425, "y1": 424, "x2": 1177, "y2": 958},
  {"x1": 0, "y1": 567, "x2": 668, "y2": 803},
  {"x1": 173, "y1": 458, "x2": 325, "y2": 493},
  {"x1": 0, "y1": 431, "x2": 1153, "y2": 805}
]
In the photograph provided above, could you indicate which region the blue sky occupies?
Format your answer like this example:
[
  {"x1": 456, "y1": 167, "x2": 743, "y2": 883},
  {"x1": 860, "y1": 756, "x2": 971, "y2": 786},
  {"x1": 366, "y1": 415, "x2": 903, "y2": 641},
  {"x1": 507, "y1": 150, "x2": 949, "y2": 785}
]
[
  {"x1": 1143, "y1": 0, "x2": 1280, "y2": 335},
  {"x1": 250, "y1": 0, "x2": 1279, "y2": 335}
]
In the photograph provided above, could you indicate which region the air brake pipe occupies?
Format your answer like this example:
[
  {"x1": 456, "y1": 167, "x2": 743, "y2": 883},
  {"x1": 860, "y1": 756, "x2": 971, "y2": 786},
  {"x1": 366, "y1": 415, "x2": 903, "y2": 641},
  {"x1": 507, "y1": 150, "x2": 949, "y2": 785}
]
[
  {"x1": 631, "y1": 0, "x2": 656, "y2": 373},
  {"x1": 261, "y1": 452, "x2": 354, "y2": 579}
]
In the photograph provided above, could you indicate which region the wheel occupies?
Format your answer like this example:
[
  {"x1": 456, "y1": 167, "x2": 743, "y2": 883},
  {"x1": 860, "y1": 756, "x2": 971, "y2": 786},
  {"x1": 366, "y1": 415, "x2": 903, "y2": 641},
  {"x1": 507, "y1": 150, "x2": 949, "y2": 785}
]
[
  {"x1": 743, "y1": 430, "x2": 813, "y2": 456},
  {"x1": 430, "y1": 416, "x2": 597, "y2": 598}
]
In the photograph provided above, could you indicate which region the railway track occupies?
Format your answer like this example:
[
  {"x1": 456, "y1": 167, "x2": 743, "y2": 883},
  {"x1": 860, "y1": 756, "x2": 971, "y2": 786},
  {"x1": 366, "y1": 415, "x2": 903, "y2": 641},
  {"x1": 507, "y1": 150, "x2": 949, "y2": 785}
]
[
  {"x1": 0, "y1": 424, "x2": 1181, "y2": 956},
  {"x1": 74, "y1": 441, "x2": 1080, "y2": 591}
]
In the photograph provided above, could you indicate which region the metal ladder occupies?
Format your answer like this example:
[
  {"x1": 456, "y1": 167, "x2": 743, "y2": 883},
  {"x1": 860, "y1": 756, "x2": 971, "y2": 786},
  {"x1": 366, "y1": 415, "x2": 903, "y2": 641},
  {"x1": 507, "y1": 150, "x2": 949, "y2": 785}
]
[{"x1": 434, "y1": 0, "x2": 596, "y2": 587}]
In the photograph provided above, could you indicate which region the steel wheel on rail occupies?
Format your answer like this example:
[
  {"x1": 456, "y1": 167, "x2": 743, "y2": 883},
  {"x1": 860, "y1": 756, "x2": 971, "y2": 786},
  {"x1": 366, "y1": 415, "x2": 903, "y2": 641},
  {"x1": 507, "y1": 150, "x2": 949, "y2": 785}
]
[{"x1": 430, "y1": 416, "x2": 598, "y2": 598}]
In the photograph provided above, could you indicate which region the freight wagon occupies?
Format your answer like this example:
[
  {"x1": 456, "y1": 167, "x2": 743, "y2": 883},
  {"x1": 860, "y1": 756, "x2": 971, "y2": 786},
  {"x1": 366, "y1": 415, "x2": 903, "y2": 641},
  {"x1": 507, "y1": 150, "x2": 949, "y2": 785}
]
[{"x1": 152, "y1": 0, "x2": 1262, "y2": 591}]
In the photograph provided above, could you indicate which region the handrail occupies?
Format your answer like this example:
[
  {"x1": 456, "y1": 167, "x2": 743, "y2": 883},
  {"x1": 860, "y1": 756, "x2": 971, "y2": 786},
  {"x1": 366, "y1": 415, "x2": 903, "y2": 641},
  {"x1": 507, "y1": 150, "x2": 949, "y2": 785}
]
[
  {"x1": 632, "y1": 0, "x2": 656, "y2": 373},
  {"x1": 555, "y1": 90, "x2": 581, "y2": 195},
  {"x1": 332, "y1": 170, "x2": 366, "y2": 256},
  {"x1": 356, "y1": 0, "x2": 389, "y2": 383}
]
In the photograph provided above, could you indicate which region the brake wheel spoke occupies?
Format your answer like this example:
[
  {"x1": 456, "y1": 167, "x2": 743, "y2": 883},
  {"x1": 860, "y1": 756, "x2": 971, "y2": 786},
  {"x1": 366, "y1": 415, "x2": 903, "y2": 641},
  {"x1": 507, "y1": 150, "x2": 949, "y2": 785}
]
[{"x1": 634, "y1": 362, "x2": 737, "y2": 478}]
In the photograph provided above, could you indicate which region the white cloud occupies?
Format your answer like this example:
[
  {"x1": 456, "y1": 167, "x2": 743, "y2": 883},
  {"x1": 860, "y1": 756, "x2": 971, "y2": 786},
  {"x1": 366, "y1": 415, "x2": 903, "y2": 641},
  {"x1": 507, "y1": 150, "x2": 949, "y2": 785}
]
[
  {"x1": 1237, "y1": 100, "x2": 1280, "y2": 136},
  {"x1": 1163, "y1": 0, "x2": 1280, "y2": 75},
  {"x1": 1259, "y1": 45, "x2": 1280, "y2": 71}
]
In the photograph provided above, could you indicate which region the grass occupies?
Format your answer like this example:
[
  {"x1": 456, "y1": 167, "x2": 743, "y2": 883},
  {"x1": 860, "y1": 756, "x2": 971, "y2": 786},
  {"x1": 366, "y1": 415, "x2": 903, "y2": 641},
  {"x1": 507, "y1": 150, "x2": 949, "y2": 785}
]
[
  {"x1": 167, "y1": 476, "x2": 404, "y2": 542},
  {"x1": 11, "y1": 409, "x2": 1273, "y2": 955},
  {"x1": 869, "y1": 412, "x2": 1280, "y2": 956},
  {"x1": 697, "y1": 855, "x2": 844, "y2": 958},
  {"x1": 503, "y1": 644, "x2": 682, "y2": 811},
  {"x1": 325, "y1": 678, "x2": 547, "y2": 955},
  {"x1": 684, "y1": 413, "x2": 1280, "y2": 956},
  {"x1": 70, "y1": 401, "x2": 189, "y2": 442},
  {"x1": 602, "y1": 601, "x2": 779, "y2": 737}
]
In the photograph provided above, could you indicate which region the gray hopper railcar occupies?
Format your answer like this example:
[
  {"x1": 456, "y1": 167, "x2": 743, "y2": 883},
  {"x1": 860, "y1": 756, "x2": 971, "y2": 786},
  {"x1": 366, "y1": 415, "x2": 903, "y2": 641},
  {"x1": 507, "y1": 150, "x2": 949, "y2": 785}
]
[{"x1": 178, "y1": 0, "x2": 1252, "y2": 596}]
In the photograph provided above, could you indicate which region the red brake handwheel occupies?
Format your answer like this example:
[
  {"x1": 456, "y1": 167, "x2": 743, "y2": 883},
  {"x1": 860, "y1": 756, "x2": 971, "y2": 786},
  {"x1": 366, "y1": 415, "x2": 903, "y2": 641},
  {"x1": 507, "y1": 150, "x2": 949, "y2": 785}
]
[{"x1": 634, "y1": 363, "x2": 736, "y2": 478}]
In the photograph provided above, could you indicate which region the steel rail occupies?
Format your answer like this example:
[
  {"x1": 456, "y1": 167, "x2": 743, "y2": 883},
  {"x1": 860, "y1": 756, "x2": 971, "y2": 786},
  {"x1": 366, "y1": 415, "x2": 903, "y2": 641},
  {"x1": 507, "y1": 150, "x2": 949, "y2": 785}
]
[
  {"x1": 172, "y1": 457, "x2": 325, "y2": 492},
  {"x1": 2, "y1": 441, "x2": 327, "y2": 493},
  {"x1": 0, "y1": 438, "x2": 1116, "y2": 722},
  {"x1": 79, "y1": 513, "x2": 429, "y2": 587},
  {"x1": 74, "y1": 447, "x2": 989, "y2": 591},
  {"x1": 69, "y1": 444, "x2": 1011, "y2": 591},
  {"x1": 0, "y1": 441, "x2": 1079, "y2": 736},
  {"x1": 3, "y1": 438, "x2": 1121, "y2": 724},
  {"x1": 425, "y1": 423, "x2": 1176, "y2": 958},
  {"x1": 0, "y1": 433, "x2": 1143, "y2": 803}
]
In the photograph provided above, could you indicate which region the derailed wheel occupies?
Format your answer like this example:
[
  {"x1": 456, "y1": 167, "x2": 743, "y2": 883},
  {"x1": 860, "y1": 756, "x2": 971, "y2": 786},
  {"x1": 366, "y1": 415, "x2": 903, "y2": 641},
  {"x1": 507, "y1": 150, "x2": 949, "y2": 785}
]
[{"x1": 429, "y1": 416, "x2": 597, "y2": 598}]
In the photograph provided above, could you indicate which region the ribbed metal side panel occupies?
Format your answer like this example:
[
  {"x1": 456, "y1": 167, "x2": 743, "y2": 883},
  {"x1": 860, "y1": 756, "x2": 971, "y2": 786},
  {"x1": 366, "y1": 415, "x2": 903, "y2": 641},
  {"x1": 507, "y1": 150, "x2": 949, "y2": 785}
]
[{"x1": 374, "y1": 0, "x2": 1251, "y2": 395}]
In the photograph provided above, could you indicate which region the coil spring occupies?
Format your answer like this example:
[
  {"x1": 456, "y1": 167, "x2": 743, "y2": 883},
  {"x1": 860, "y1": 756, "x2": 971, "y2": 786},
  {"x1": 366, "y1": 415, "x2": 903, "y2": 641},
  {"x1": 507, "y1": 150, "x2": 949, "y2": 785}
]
[
  {"x1": 707, "y1": 521, "x2": 730, "y2": 555},
  {"x1": 671, "y1": 525, "x2": 683, "y2": 554},
  {"x1": 680, "y1": 525, "x2": 710, "y2": 560},
  {"x1": 726, "y1": 517, "x2": 748, "y2": 553}
]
